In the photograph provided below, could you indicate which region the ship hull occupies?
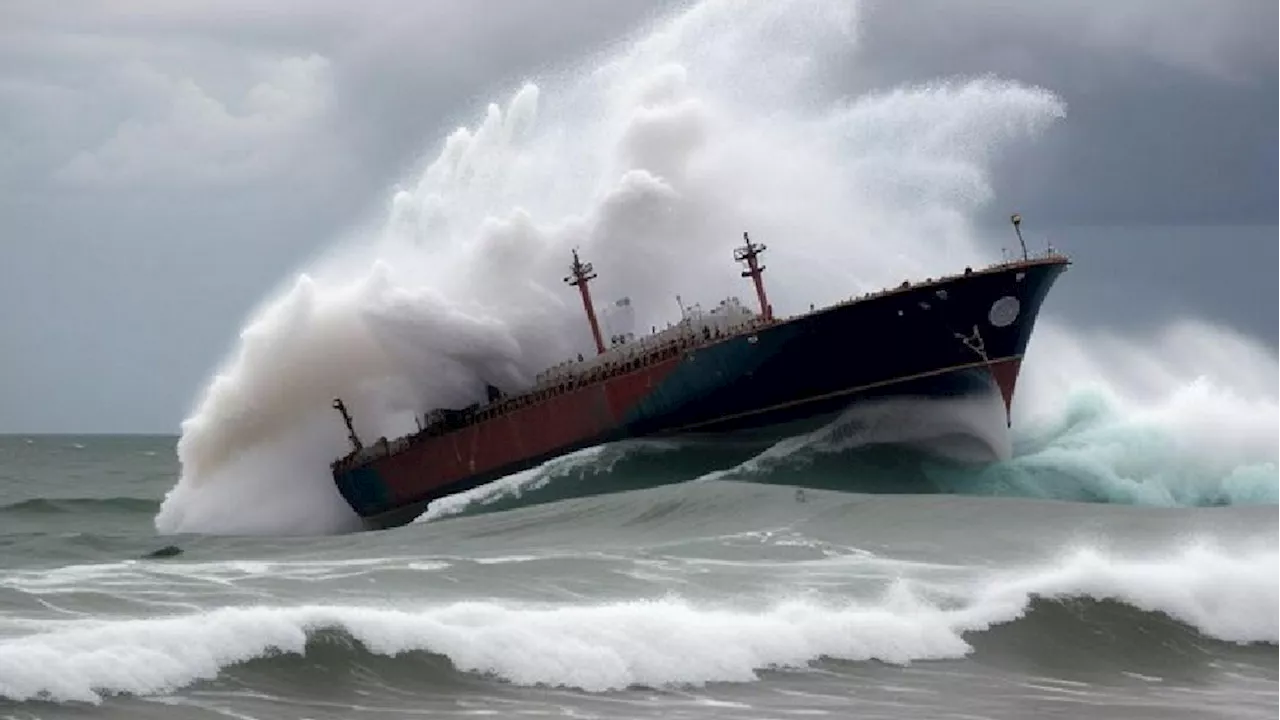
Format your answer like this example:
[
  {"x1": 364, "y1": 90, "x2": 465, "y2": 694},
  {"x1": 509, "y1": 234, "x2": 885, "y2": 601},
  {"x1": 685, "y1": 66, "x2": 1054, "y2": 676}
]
[{"x1": 335, "y1": 257, "x2": 1067, "y2": 530}]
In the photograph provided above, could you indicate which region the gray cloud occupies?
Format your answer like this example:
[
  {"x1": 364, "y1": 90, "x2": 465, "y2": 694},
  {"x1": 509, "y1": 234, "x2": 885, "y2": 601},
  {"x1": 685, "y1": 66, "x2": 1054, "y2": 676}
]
[
  {"x1": 839, "y1": 0, "x2": 1277, "y2": 348},
  {"x1": 0, "y1": 0, "x2": 1273, "y2": 432},
  {"x1": 859, "y1": 0, "x2": 1275, "y2": 83},
  {"x1": 850, "y1": 0, "x2": 1277, "y2": 226}
]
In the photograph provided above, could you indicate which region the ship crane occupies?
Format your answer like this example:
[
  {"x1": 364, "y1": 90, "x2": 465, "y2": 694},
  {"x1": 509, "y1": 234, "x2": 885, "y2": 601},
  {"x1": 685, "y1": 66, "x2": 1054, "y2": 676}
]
[
  {"x1": 734, "y1": 232, "x2": 773, "y2": 321},
  {"x1": 565, "y1": 249, "x2": 606, "y2": 355}
]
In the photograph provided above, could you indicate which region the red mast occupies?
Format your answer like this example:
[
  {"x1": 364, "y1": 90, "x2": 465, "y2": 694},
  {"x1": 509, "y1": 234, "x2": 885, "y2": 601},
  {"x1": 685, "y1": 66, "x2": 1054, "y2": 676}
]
[
  {"x1": 564, "y1": 249, "x2": 606, "y2": 355},
  {"x1": 734, "y1": 231, "x2": 772, "y2": 321}
]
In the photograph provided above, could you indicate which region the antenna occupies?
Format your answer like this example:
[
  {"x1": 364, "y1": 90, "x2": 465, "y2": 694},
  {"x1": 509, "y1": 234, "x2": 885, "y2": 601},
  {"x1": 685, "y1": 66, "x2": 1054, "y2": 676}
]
[
  {"x1": 564, "y1": 249, "x2": 606, "y2": 355},
  {"x1": 734, "y1": 231, "x2": 772, "y2": 321},
  {"x1": 1011, "y1": 213, "x2": 1028, "y2": 261}
]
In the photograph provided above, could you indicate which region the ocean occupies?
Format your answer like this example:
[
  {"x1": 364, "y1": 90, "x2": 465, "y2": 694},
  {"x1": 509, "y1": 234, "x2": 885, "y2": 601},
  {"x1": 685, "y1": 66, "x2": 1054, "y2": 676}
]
[
  {"x1": 0, "y1": 419, "x2": 1275, "y2": 719},
  {"x1": 3, "y1": 0, "x2": 1276, "y2": 717}
]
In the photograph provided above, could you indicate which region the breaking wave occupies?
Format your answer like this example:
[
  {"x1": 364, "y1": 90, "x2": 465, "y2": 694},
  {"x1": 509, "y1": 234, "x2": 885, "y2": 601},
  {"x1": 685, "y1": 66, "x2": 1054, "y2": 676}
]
[
  {"x1": 3, "y1": 541, "x2": 1273, "y2": 703},
  {"x1": 1002, "y1": 319, "x2": 1278, "y2": 506},
  {"x1": 414, "y1": 439, "x2": 684, "y2": 523}
]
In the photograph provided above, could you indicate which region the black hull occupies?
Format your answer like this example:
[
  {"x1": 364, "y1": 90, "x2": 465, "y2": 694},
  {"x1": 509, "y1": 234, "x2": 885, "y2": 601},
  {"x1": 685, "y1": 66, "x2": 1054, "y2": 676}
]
[{"x1": 625, "y1": 258, "x2": 1062, "y2": 436}]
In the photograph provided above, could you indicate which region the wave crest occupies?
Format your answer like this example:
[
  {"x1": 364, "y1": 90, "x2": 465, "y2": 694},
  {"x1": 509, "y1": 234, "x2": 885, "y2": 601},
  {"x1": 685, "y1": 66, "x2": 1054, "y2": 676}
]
[{"x1": 3, "y1": 541, "x2": 1272, "y2": 703}]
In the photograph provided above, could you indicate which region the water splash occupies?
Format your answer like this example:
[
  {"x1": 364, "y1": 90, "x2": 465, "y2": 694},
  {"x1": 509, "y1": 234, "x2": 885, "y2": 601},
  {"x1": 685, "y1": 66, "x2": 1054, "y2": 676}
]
[{"x1": 994, "y1": 319, "x2": 1279, "y2": 506}]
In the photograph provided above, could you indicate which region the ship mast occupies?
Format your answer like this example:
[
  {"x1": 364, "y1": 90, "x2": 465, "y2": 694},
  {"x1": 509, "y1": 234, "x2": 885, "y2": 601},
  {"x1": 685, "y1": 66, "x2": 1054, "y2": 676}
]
[
  {"x1": 331, "y1": 398, "x2": 362, "y2": 452},
  {"x1": 564, "y1": 249, "x2": 606, "y2": 355},
  {"x1": 734, "y1": 231, "x2": 772, "y2": 321}
]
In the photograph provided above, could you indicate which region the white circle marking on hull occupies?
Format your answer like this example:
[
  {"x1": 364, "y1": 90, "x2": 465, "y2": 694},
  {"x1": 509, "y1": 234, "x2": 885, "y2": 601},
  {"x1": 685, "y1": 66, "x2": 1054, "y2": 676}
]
[{"x1": 989, "y1": 296, "x2": 1020, "y2": 327}]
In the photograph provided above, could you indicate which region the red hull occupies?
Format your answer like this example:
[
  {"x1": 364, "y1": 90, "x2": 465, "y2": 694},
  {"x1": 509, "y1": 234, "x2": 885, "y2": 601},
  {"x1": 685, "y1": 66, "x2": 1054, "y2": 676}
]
[{"x1": 372, "y1": 356, "x2": 682, "y2": 506}]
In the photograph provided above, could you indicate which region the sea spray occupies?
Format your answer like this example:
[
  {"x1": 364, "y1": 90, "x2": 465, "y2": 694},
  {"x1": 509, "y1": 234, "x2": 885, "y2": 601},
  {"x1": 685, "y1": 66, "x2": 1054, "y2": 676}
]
[
  {"x1": 1003, "y1": 319, "x2": 1279, "y2": 505},
  {"x1": 157, "y1": 0, "x2": 1067, "y2": 535}
]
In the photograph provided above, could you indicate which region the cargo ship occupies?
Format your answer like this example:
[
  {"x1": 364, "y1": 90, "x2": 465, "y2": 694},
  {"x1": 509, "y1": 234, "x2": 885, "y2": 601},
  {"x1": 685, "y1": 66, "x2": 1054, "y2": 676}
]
[{"x1": 331, "y1": 215, "x2": 1069, "y2": 530}]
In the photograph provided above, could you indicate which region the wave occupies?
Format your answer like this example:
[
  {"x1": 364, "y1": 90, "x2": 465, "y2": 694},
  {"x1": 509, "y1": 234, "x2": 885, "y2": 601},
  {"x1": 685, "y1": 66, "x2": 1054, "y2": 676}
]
[
  {"x1": 404, "y1": 393, "x2": 1008, "y2": 519},
  {"x1": 400, "y1": 368, "x2": 1275, "y2": 521},
  {"x1": 213, "y1": 596, "x2": 1280, "y2": 689},
  {"x1": 964, "y1": 595, "x2": 1270, "y2": 683},
  {"x1": 3, "y1": 541, "x2": 1273, "y2": 703},
  {"x1": 966, "y1": 389, "x2": 1278, "y2": 507},
  {"x1": 651, "y1": 377, "x2": 1277, "y2": 508},
  {"x1": 1002, "y1": 319, "x2": 1278, "y2": 506},
  {"x1": 414, "y1": 439, "x2": 686, "y2": 523},
  {"x1": 0, "y1": 497, "x2": 160, "y2": 516}
]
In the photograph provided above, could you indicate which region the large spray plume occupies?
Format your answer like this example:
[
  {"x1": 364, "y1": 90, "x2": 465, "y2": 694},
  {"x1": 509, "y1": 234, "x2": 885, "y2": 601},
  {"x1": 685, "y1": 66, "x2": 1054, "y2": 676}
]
[{"x1": 155, "y1": 0, "x2": 1275, "y2": 535}]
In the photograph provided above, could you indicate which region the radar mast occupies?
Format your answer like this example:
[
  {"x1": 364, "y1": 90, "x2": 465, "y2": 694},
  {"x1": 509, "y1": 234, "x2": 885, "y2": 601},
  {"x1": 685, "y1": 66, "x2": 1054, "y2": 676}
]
[
  {"x1": 564, "y1": 249, "x2": 606, "y2": 355},
  {"x1": 734, "y1": 232, "x2": 773, "y2": 321}
]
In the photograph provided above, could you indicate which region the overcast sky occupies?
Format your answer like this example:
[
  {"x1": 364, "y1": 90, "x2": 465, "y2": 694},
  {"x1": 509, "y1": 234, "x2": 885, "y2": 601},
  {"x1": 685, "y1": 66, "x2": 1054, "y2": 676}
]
[{"x1": 1, "y1": 0, "x2": 1275, "y2": 433}]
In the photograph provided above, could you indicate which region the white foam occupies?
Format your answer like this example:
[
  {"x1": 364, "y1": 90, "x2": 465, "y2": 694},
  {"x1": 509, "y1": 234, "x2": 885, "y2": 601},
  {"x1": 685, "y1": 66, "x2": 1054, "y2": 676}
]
[
  {"x1": 3, "y1": 541, "x2": 1272, "y2": 703},
  {"x1": 0, "y1": 598, "x2": 962, "y2": 703},
  {"x1": 415, "y1": 439, "x2": 681, "y2": 523},
  {"x1": 968, "y1": 541, "x2": 1279, "y2": 644},
  {"x1": 1004, "y1": 319, "x2": 1279, "y2": 506}
]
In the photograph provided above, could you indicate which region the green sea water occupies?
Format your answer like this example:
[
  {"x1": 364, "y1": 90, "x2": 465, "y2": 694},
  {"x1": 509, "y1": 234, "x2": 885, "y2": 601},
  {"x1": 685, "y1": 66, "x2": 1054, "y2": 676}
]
[{"x1": 0, "y1": 429, "x2": 1275, "y2": 720}]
